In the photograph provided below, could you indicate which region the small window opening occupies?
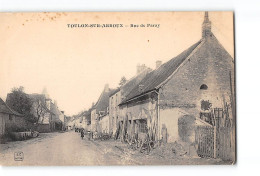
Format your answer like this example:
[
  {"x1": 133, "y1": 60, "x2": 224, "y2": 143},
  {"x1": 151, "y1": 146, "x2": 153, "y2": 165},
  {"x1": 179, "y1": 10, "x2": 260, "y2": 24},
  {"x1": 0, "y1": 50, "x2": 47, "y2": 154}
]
[
  {"x1": 200, "y1": 84, "x2": 208, "y2": 90},
  {"x1": 9, "y1": 115, "x2": 13, "y2": 121}
]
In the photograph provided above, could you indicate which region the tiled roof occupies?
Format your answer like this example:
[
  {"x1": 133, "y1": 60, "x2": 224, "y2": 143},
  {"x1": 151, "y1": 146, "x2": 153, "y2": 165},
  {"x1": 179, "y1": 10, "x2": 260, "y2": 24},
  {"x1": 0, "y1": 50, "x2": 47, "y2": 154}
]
[
  {"x1": 109, "y1": 88, "x2": 120, "y2": 97},
  {"x1": 120, "y1": 40, "x2": 202, "y2": 105},
  {"x1": 0, "y1": 98, "x2": 23, "y2": 116},
  {"x1": 94, "y1": 88, "x2": 116, "y2": 114},
  {"x1": 120, "y1": 68, "x2": 152, "y2": 98}
]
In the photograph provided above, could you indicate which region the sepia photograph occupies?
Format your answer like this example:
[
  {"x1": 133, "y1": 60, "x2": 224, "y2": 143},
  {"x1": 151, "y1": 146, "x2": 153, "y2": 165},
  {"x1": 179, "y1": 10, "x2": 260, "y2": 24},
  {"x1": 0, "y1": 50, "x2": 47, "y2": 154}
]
[{"x1": 0, "y1": 11, "x2": 235, "y2": 166}]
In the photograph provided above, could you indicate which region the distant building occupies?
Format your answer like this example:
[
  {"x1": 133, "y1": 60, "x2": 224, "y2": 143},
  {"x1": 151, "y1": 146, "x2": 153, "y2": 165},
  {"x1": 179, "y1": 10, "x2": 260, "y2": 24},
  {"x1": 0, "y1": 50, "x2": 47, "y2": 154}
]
[
  {"x1": 99, "y1": 111, "x2": 109, "y2": 134},
  {"x1": 29, "y1": 89, "x2": 65, "y2": 132},
  {"x1": 109, "y1": 88, "x2": 121, "y2": 134},
  {"x1": 50, "y1": 101, "x2": 65, "y2": 131},
  {"x1": 91, "y1": 84, "x2": 115, "y2": 133},
  {"x1": 83, "y1": 110, "x2": 91, "y2": 131},
  {"x1": 73, "y1": 115, "x2": 82, "y2": 129},
  {"x1": 29, "y1": 93, "x2": 54, "y2": 132}
]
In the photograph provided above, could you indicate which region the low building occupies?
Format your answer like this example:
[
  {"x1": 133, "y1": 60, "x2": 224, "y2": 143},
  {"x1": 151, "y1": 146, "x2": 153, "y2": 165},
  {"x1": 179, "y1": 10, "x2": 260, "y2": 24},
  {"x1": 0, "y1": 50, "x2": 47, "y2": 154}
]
[
  {"x1": 0, "y1": 98, "x2": 26, "y2": 140},
  {"x1": 109, "y1": 66, "x2": 152, "y2": 138}
]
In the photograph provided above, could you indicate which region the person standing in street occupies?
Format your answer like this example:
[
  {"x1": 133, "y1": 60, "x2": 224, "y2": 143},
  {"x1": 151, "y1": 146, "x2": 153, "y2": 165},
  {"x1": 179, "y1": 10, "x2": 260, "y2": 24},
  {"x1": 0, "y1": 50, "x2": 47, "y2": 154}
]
[{"x1": 81, "y1": 129, "x2": 85, "y2": 140}]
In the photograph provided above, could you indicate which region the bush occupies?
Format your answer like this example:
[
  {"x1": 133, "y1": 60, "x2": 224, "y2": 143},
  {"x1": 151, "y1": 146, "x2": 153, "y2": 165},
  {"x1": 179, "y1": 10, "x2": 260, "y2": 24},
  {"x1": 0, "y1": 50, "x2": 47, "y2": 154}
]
[{"x1": 6, "y1": 124, "x2": 27, "y2": 133}]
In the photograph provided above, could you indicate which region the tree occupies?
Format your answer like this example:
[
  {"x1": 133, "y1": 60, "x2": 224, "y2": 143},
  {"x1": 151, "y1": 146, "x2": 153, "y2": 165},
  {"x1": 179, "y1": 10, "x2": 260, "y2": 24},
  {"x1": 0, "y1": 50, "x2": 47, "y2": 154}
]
[
  {"x1": 6, "y1": 86, "x2": 35, "y2": 123},
  {"x1": 119, "y1": 76, "x2": 127, "y2": 87},
  {"x1": 32, "y1": 95, "x2": 48, "y2": 124}
]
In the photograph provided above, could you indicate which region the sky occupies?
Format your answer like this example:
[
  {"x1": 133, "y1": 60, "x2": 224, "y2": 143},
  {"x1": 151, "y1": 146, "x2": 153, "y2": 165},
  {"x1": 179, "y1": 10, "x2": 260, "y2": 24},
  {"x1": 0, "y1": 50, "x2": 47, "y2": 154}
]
[{"x1": 0, "y1": 12, "x2": 234, "y2": 116}]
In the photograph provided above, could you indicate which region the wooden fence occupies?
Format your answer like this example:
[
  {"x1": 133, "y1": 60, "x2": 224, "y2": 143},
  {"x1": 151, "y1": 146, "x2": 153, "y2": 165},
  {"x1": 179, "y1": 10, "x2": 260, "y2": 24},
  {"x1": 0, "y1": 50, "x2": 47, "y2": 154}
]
[
  {"x1": 195, "y1": 126, "x2": 215, "y2": 158},
  {"x1": 195, "y1": 125, "x2": 233, "y2": 161},
  {"x1": 216, "y1": 127, "x2": 233, "y2": 160}
]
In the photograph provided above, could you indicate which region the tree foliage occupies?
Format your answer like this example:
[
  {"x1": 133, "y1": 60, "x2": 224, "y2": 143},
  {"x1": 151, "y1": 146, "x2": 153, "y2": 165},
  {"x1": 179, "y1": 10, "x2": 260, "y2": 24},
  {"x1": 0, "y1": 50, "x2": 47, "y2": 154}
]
[
  {"x1": 6, "y1": 86, "x2": 36, "y2": 123},
  {"x1": 31, "y1": 95, "x2": 48, "y2": 124},
  {"x1": 119, "y1": 76, "x2": 127, "y2": 87},
  {"x1": 6, "y1": 86, "x2": 32, "y2": 115}
]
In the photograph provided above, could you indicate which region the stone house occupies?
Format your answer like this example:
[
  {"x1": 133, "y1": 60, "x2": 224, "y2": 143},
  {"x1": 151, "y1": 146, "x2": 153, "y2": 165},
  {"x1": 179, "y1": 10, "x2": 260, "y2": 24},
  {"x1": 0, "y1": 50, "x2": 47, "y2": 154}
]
[
  {"x1": 0, "y1": 98, "x2": 26, "y2": 139},
  {"x1": 31, "y1": 89, "x2": 65, "y2": 132},
  {"x1": 50, "y1": 101, "x2": 65, "y2": 131},
  {"x1": 29, "y1": 89, "x2": 66, "y2": 132},
  {"x1": 109, "y1": 65, "x2": 152, "y2": 137},
  {"x1": 74, "y1": 116, "x2": 82, "y2": 129},
  {"x1": 91, "y1": 84, "x2": 115, "y2": 133},
  {"x1": 83, "y1": 110, "x2": 91, "y2": 131},
  {"x1": 29, "y1": 93, "x2": 55, "y2": 132},
  {"x1": 99, "y1": 114, "x2": 109, "y2": 133},
  {"x1": 74, "y1": 110, "x2": 90, "y2": 131},
  {"x1": 108, "y1": 88, "x2": 121, "y2": 134},
  {"x1": 6, "y1": 91, "x2": 54, "y2": 133},
  {"x1": 119, "y1": 12, "x2": 234, "y2": 144}
]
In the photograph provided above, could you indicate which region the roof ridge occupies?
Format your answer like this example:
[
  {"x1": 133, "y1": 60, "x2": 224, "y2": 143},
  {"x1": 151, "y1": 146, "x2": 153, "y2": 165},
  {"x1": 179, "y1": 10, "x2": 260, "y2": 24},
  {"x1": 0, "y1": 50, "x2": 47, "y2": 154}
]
[
  {"x1": 209, "y1": 34, "x2": 234, "y2": 62},
  {"x1": 120, "y1": 40, "x2": 203, "y2": 105},
  {"x1": 123, "y1": 67, "x2": 152, "y2": 86},
  {"x1": 156, "y1": 39, "x2": 205, "y2": 89},
  {"x1": 147, "y1": 40, "x2": 203, "y2": 90},
  {"x1": 93, "y1": 89, "x2": 105, "y2": 108},
  {"x1": 0, "y1": 97, "x2": 23, "y2": 116}
]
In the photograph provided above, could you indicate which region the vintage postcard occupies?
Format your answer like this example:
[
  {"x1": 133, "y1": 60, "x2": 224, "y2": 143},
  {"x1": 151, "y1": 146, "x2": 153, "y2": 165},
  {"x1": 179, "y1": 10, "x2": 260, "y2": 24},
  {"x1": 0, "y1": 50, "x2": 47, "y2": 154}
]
[{"x1": 0, "y1": 11, "x2": 235, "y2": 166}]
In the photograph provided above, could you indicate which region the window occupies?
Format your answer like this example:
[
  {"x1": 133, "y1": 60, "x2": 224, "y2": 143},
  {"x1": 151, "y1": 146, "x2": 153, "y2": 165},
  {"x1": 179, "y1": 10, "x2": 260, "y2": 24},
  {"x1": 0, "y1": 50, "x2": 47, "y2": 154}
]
[
  {"x1": 200, "y1": 84, "x2": 208, "y2": 90},
  {"x1": 9, "y1": 115, "x2": 13, "y2": 121},
  {"x1": 139, "y1": 119, "x2": 148, "y2": 133}
]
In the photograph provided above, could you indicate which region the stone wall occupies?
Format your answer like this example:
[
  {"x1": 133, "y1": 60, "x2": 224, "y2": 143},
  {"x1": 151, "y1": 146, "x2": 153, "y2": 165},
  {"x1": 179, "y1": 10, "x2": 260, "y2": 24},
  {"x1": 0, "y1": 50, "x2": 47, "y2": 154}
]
[
  {"x1": 159, "y1": 36, "x2": 234, "y2": 143},
  {"x1": 90, "y1": 109, "x2": 97, "y2": 132},
  {"x1": 4, "y1": 114, "x2": 27, "y2": 132},
  {"x1": 109, "y1": 91, "x2": 121, "y2": 134},
  {"x1": 37, "y1": 124, "x2": 51, "y2": 133},
  {"x1": 120, "y1": 94, "x2": 158, "y2": 140},
  {"x1": 99, "y1": 115, "x2": 109, "y2": 133}
]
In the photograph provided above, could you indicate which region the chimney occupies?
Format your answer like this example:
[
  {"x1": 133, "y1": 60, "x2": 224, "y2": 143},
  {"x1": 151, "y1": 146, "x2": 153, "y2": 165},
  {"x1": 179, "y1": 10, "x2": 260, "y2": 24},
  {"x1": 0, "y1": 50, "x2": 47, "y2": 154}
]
[
  {"x1": 42, "y1": 87, "x2": 50, "y2": 99},
  {"x1": 137, "y1": 64, "x2": 141, "y2": 75},
  {"x1": 137, "y1": 64, "x2": 147, "y2": 75},
  {"x1": 54, "y1": 100, "x2": 57, "y2": 106},
  {"x1": 156, "y1": 60, "x2": 162, "y2": 69},
  {"x1": 104, "y1": 84, "x2": 109, "y2": 92},
  {"x1": 202, "y1": 11, "x2": 212, "y2": 38}
]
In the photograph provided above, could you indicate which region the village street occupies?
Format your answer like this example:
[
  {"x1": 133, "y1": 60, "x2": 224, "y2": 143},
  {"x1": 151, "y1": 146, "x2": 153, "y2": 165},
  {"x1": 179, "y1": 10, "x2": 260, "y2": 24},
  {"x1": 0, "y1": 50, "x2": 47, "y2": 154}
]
[{"x1": 0, "y1": 130, "x2": 227, "y2": 166}]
